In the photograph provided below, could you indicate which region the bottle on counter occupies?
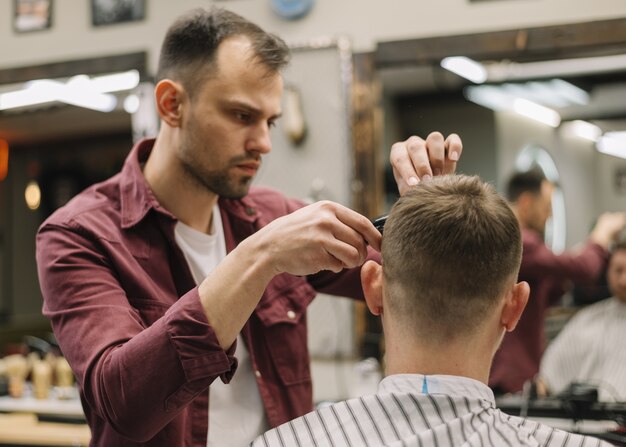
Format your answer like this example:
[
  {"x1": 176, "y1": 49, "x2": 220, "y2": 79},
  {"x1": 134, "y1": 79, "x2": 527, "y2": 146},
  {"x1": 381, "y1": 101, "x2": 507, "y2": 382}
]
[
  {"x1": 55, "y1": 356, "x2": 77, "y2": 400},
  {"x1": 32, "y1": 358, "x2": 52, "y2": 400},
  {"x1": 4, "y1": 354, "x2": 28, "y2": 398}
]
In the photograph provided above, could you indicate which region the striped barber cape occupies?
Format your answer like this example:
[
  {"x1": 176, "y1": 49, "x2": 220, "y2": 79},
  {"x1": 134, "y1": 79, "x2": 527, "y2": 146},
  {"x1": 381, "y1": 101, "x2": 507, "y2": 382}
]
[{"x1": 252, "y1": 374, "x2": 611, "y2": 447}]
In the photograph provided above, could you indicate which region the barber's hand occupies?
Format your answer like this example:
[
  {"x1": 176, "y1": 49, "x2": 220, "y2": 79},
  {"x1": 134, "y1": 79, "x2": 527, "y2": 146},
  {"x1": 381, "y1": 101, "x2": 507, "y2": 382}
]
[
  {"x1": 390, "y1": 132, "x2": 463, "y2": 196},
  {"x1": 253, "y1": 201, "x2": 381, "y2": 276},
  {"x1": 590, "y1": 212, "x2": 626, "y2": 248}
]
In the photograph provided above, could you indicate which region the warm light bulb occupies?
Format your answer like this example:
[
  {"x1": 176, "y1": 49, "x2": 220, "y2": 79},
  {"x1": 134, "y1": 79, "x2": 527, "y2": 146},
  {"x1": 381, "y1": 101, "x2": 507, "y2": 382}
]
[{"x1": 25, "y1": 180, "x2": 41, "y2": 210}]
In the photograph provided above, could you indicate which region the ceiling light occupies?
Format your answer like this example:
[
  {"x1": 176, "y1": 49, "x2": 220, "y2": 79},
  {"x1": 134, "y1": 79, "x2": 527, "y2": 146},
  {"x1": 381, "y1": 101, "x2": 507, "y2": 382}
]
[
  {"x1": 0, "y1": 80, "x2": 59, "y2": 109},
  {"x1": 464, "y1": 85, "x2": 513, "y2": 111},
  {"x1": 597, "y1": 132, "x2": 626, "y2": 159},
  {"x1": 0, "y1": 70, "x2": 138, "y2": 112},
  {"x1": 562, "y1": 120, "x2": 602, "y2": 142},
  {"x1": 90, "y1": 70, "x2": 140, "y2": 93},
  {"x1": 548, "y1": 79, "x2": 589, "y2": 106},
  {"x1": 513, "y1": 98, "x2": 561, "y2": 127},
  {"x1": 441, "y1": 56, "x2": 487, "y2": 84},
  {"x1": 465, "y1": 79, "x2": 587, "y2": 117},
  {"x1": 466, "y1": 87, "x2": 562, "y2": 127},
  {"x1": 486, "y1": 53, "x2": 626, "y2": 82},
  {"x1": 519, "y1": 82, "x2": 570, "y2": 108},
  {"x1": 61, "y1": 77, "x2": 117, "y2": 112},
  {"x1": 22, "y1": 79, "x2": 118, "y2": 112}
]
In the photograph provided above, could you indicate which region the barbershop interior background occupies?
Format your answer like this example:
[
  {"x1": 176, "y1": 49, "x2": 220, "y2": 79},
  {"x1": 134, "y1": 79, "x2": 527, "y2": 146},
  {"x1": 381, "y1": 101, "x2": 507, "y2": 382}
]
[{"x1": 0, "y1": 0, "x2": 625, "y2": 404}]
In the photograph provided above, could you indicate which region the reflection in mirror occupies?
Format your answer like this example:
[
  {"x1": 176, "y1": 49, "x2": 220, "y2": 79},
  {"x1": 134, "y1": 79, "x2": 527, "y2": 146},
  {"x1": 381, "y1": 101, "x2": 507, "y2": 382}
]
[{"x1": 515, "y1": 145, "x2": 566, "y2": 253}]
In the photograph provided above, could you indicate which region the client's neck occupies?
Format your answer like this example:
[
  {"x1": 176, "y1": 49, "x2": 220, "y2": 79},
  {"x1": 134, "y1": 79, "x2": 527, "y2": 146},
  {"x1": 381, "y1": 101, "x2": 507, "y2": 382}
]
[{"x1": 383, "y1": 328, "x2": 496, "y2": 384}]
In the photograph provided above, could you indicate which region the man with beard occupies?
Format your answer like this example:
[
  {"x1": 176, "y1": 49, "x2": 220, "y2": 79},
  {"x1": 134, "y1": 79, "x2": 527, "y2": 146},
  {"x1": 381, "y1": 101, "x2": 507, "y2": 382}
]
[
  {"x1": 489, "y1": 169, "x2": 625, "y2": 395},
  {"x1": 36, "y1": 8, "x2": 462, "y2": 447}
]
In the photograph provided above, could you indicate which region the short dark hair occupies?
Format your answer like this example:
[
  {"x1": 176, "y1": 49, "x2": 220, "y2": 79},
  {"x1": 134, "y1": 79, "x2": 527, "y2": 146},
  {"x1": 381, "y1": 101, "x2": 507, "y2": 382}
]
[
  {"x1": 506, "y1": 169, "x2": 547, "y2": 202},
  {"x1": 156, "y1": 8, "x2": 290, "y2": 98},
  {"x1": 382, "y1": 175, "x2": 522, "y2": 343}
]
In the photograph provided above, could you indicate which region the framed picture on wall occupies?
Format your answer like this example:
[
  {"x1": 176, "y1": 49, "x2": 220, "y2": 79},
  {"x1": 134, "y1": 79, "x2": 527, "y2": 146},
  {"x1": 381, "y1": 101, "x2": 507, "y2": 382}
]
[
  {"x1": 13, "y1": 0, "x2": 52, "y2": 33},
  {"x1": 91, "y1": 0, "x2": 145, "y2": 27}
]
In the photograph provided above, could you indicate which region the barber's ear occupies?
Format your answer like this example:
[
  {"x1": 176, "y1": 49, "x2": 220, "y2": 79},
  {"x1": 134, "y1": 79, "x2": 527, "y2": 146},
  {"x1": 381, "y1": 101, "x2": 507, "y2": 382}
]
[
  {"x1": 500, "y1": 281, "x2": 530, "y2": 332},
  {"x1": 361, "y1": 260, "x2": 383, "y2": 316},
  {"x1": 155, "y1": 79, "x2": 185, "y2": 128},
  {"x1": 516, "y1": 192, "x2": 534, "y2": 215}
]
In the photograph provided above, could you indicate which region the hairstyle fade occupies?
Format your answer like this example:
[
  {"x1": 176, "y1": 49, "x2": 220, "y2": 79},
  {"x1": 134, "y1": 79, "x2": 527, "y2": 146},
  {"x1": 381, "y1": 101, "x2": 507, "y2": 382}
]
[
  {"x1": 506, "y1": 168, "x2": 547, "y2": 202},
  {"x1": 382, "y1": 175, "x2": 522, "y2": 343},
  {"x1": 156, "y1": 7, "x2": 290, "y2": 97}
]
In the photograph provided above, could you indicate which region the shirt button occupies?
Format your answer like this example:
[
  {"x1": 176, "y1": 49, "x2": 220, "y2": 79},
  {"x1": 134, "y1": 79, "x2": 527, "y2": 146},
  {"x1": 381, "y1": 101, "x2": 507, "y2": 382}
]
[
  {"x1": 287, "y1": 310, "x2": 296, "y2": 320},
  {"x1": 255, "y1": 370, "x2": 262, "y2": 378}
]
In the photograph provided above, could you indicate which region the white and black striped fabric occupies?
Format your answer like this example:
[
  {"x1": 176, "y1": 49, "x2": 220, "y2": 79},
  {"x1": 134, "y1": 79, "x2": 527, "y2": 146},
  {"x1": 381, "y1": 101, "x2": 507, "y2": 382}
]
[
  {"x1": 251, "y1": 374, "x2": 611, "y2": 447},
  {"x1": 540, "y1": 296, "x2": 626, "y2": 402}
]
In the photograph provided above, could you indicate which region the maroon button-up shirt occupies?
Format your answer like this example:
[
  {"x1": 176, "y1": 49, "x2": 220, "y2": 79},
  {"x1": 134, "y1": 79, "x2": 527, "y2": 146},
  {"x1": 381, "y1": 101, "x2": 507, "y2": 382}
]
[
  {"x1": 36, "y1": 139, "x2": 377, "y2": 447},
  {"x1": 489, "y1": 228, "x2": 608, "y2": 394}
]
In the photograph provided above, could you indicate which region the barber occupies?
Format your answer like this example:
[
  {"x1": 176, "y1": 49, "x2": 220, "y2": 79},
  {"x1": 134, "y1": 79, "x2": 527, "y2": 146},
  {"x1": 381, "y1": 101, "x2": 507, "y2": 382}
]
[{"x1": 36, "y1": 8, "x2": 462, "y2": 447}]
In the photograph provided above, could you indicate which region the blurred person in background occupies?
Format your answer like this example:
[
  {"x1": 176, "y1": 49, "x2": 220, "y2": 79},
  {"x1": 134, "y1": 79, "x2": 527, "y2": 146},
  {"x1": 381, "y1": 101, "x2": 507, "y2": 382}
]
[
  {"x1": 539, "y1": 228, "x2": 626, "y2": 402},
  {"x1": 490, "y1": 169, "x2": 626, "y2": 395}
]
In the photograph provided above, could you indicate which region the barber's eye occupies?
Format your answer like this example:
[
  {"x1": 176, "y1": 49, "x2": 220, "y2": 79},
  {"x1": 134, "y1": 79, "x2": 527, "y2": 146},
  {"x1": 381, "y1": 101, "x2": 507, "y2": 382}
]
[{"x1": 235, "y1": 111, "x2": 251, "y2": 123}]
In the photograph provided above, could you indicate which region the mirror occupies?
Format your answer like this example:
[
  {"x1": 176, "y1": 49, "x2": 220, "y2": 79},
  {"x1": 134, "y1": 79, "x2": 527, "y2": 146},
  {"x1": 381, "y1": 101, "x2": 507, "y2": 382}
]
[
  {"x1": 515, "y1": 145, "x2": 566, "y2": 253},
  {"x1": 375, "y1": 18, "x2": 626, "y2": 246}
]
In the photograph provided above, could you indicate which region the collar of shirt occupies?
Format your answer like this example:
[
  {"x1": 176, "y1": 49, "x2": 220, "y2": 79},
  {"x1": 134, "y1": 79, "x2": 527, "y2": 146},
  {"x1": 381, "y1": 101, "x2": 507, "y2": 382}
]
[
  {"x1": 118, "y1": 138, "x2": 261, "y2": 229},
  {"x1": 378, "y1": 374, "x2": 496, "y2": 406}
]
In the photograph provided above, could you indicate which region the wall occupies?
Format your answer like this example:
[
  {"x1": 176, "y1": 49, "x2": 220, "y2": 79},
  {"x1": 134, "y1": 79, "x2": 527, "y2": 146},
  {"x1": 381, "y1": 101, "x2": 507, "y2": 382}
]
[
  {"x1": 254, "y1": 45, "x2": 352, "y2": 206},
  {"x1": 388, "y1": 94, "x2": 497, "y2": 202},
  {"x1": 2, "y1": 0, "x2": 626, "y2": 74},
  {"x1": 596, "y1": 153, "x2": 626, "y2": 214}
]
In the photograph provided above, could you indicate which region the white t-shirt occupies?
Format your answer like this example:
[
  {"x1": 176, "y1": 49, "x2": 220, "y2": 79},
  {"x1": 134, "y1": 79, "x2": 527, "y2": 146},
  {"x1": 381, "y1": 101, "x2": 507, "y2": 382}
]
[{"x1": 174, "y1": 204, "x2": 268, "y2": 446}]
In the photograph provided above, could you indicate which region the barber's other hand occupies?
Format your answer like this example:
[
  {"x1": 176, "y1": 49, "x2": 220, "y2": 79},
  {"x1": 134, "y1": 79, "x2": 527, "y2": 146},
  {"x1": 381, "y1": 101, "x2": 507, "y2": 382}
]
[
  {"x1": 390, "y1": 132, "x2": 463, "y2": 196},
  {"x1": 590, "y1": 212, "x2": 626, "y2": 248},
  {"x1": 251, "y1": 201, "x2": 382, "y2": 276}
]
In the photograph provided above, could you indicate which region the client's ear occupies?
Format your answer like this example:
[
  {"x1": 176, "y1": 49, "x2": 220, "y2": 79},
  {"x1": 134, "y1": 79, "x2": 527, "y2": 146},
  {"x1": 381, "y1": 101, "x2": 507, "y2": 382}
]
[
  {"x1": 500, "y1": 281, "x2": 530, "y2": 332},
  {"x1": 360, "y1": 260, "x2": 383, "y2": 316}
]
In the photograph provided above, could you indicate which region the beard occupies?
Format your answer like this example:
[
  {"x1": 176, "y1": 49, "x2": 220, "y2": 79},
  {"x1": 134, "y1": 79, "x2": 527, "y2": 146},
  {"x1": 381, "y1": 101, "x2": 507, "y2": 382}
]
[
  {"x1": 177, "y1": 120, "x2": 262, "y2": 198},
  {"x1": 178, "y1": 139, "x2": 258, "y2": 199},
  {"x1": 181, "y1": 157, "x2": 255, "y2": 199}
]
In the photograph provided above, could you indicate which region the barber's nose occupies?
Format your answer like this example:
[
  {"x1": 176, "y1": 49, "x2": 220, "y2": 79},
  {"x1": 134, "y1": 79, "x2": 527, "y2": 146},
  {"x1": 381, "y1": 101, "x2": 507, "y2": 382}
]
[{"x1": 246, "y1": 123, "x2": 272, "y2": 154}]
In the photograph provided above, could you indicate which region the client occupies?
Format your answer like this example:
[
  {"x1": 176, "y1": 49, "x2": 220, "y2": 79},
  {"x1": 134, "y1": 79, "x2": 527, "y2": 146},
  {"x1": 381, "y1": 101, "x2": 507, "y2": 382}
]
[{"x1": 253, "y1": 175, "x2": 611, "y2": 446}]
